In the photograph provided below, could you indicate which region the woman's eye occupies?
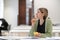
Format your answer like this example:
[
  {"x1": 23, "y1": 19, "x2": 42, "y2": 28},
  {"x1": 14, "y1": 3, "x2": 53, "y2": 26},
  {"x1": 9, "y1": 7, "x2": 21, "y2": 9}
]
[{"x1": 41, "y1": 12, "x2": 43, "y2": 13}]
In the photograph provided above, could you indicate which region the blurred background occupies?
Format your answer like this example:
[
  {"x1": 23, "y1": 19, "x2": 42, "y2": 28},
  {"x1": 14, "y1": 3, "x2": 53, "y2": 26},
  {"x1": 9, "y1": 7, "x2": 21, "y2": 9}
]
[{"x1": 0, "y1": 0, "x2": 60, "y2": 37}]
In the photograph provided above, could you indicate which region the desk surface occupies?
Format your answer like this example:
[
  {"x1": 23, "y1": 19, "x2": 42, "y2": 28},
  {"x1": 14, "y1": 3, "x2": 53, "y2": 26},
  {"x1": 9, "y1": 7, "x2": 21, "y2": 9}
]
[
  {"x1": 11, "y1": 25, "x2": 60, "y2": 33},
  {"x1": 0, "y1": 36, "x2": 45, "y2": 40},
  {"x1": 0, "y1": 36, "x2": 60, "y2": 40}
]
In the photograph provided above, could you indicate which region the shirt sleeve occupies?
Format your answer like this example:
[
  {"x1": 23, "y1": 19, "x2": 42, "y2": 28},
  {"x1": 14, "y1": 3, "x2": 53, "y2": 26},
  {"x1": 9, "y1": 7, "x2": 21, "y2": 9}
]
[
  {"x1": 29, "y1": 21, "x2": 38, "y2": 36},
  {"x1": 40, "y1": 19, "x2": 52, "y2": 38}
]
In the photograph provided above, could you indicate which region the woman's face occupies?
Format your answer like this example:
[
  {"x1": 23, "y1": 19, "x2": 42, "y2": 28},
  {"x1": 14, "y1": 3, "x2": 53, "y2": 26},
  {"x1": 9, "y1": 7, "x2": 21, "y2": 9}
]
[
  {"x1": 37, "y1": 10, "x2": 44, "y2": 19},
  {"x1": 35, "y1": 13, "x2": 38, "y2": 19}
]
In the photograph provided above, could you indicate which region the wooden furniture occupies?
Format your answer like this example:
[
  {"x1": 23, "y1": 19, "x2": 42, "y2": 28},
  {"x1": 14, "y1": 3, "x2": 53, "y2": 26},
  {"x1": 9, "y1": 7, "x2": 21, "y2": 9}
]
[
  {"x1": 18, "y1": 0, "x2": 34, "y2": 25},
  {"x1": 18, "y1": 0, "x2": 26, "y2": 25}
]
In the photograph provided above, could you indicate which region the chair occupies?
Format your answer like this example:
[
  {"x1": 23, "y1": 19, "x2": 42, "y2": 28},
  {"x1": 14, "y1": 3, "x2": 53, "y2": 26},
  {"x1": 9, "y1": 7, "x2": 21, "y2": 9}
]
[{"x1": 0, "y1": 18, "x2": 11, "y2": 36}]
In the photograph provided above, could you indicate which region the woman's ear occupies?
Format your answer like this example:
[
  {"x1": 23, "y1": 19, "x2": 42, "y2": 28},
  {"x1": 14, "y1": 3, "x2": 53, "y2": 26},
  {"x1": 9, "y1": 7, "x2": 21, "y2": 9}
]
[
  {"x1": 43, "y1": 13, "x2": 46, "y2": 19},
  {"x1": 42, "y1": 13, "x2": 45, "y2": 17}
]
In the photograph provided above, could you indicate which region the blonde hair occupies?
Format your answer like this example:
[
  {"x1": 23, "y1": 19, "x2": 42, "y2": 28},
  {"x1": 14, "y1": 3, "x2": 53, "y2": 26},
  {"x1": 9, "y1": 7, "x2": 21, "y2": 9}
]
[{"x1": 38, "y1": 8, "x2": 48, "y2": 19}]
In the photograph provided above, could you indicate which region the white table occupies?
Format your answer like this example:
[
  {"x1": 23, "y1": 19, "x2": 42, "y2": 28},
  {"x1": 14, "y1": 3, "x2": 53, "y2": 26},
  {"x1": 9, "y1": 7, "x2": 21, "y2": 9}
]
[
  {"x1": 8, "y1": 25, "x2": 31, "y2": 36},
  {"x1": 52, "y1": 26, "x2": 60, "y2": 37},
  {"x1": 10, "y1": 25, "x2": 60, "y2": 36},
  {"x1": 0, "y1": 36, "x2": 60, "y2": 40},
  {"x1": 2, "y1": 25, "x2": 60, "y2": 37},
  {"x1": 0, "y1": 36, "x2": 45, "y2": 40}
]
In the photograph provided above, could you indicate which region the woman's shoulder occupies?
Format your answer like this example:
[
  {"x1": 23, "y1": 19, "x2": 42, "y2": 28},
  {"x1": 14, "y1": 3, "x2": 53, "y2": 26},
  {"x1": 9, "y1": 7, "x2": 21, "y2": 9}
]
[
  {"x1": 46, "y1": 17, "x2": 52, "y2": 25},
  {"x1": 46, "y1": 17, "x2": 51, "y2": 21}
]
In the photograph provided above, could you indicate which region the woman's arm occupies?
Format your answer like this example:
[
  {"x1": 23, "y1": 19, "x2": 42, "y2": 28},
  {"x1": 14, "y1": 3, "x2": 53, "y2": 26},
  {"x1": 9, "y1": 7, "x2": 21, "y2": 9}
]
[
  {"x1": 40, "y1": 19, "x2": 52, "y2": 38},
  {"x1": 29, "y1": 21, "x2": 38, "y2": 36}
]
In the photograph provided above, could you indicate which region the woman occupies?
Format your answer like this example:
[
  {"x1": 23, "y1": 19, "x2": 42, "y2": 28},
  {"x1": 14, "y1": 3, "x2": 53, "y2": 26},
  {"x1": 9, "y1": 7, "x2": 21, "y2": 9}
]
[{"x1": 29, "y1": 8, "x2": 52, "y2": 38}]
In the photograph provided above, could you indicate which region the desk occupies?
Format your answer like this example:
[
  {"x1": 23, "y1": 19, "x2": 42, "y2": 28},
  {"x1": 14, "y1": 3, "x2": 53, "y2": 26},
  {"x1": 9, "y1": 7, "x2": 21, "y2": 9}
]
[
  {"x1": 53, "y1": 26, "x2": 60, "y2": 37},
  {"x1": 9, "y1": 25, "x2": 31, "y2": 36},
  {"x1": 0, "y1": 36, "x2": 45, "y2": 40},
  {"x1": 0, "y1": 36, "x2": 60, "y2": 40},
  {"x1": 1, "y1": 25, "x2": 60, "y2": 37},
  {"x1": 10, "y1": 25, "x2": 60, "y2": 37}
]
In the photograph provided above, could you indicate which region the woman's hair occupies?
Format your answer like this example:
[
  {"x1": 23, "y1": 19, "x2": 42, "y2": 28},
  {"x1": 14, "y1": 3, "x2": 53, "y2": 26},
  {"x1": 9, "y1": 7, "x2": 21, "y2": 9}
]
[{"x1": 38, "y1": 8, "x2": 48, "y2": 19}]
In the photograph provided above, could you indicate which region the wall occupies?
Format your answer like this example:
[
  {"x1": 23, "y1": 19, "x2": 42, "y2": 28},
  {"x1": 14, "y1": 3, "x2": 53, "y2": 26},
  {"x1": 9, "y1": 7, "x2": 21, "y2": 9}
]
[
  {"x1": 4, "y1": 0, "x2": 60, "y2": 28},
  {"x1": 4, "y1": 0, "x2": 18, "y2": 29},
  {"x1": 34, "y1": 0, "x2": 60, "y2": 24},
  {"x1": 26, "y1": 0, "x2": 32, "y2": 25},
  {"x1": 0, "y1": 0, "x2": 4, "y2": 18}
]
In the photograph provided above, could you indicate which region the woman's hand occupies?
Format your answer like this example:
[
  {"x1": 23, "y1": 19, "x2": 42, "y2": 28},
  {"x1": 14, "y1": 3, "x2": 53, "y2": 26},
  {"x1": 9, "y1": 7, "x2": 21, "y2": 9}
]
[
  {"x1": 34, "y1": 32, "x2": 41, "y2": 37},
  {"x1": 31, "y1": 18, "x2": 36, "y2": 27}
]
